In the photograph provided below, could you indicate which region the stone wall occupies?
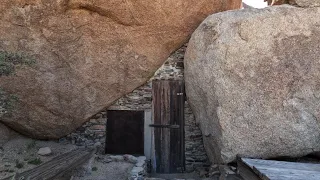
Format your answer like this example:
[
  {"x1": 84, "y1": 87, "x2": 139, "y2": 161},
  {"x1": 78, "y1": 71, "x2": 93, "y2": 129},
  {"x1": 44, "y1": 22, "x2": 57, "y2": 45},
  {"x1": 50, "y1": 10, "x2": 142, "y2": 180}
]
[
  {"x1": 62, "y1": 45, "x2": 210, "y2": 171},
  {"x1": 63, "y1": 112, "x2": 107, "y2": 148},
  {"x1": 184, "y1": 101, "x2": 210, "y2": 171}
]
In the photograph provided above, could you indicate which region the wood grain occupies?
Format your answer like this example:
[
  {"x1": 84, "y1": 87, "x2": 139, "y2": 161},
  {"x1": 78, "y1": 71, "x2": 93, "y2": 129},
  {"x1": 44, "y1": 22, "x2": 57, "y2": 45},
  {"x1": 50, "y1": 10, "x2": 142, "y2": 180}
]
[{"x1": 152, "y1": 80, "x2": 185, "y2": 173}]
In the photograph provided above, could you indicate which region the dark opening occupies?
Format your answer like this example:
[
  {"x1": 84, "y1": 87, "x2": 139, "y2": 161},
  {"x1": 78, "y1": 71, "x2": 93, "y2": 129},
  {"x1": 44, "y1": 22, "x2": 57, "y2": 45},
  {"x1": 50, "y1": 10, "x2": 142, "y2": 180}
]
[{"x1": 106, "y1": 110, "x2": 144, "y2": 155}]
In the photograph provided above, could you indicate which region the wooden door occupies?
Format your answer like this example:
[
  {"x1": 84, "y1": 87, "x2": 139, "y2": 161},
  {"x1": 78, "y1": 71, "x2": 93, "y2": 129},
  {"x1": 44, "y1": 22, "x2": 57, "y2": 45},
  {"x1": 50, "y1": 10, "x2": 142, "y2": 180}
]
[
  {"x1": 106, "y1": 110, "x2": 144, "y2": 155},
  {"x1": 152, "y1": 80, "x2": 185, "y2": 173}
]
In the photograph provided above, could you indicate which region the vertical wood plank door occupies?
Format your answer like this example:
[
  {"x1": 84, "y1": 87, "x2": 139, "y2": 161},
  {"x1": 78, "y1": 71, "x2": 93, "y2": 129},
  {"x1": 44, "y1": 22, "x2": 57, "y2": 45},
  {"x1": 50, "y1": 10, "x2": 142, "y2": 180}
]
[{"x1": 152, "y1": 80, "x2": 185, "y2": 173}]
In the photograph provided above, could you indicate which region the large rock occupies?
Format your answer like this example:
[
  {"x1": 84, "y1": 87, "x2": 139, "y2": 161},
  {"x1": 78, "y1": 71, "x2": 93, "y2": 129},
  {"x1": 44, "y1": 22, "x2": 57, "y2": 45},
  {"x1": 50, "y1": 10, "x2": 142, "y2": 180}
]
[
  {"x1": 266, "y1": 0, "x2": 320, "y2": 7},
  {"x1": 185, "y1": 6, "x2": 320, "y2": 163},
  {"x1": 0, "y1": 0, "x2": 241, "y2": 139},
  {"x1": 295, "y1": 0, "x2": 320, "y2": 6}
]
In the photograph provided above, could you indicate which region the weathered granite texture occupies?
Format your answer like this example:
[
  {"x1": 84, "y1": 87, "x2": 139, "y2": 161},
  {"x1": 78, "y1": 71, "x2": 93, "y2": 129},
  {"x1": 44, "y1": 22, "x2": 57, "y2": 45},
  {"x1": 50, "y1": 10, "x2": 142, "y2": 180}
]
[
  {"x1": 0, "y1": 0, "x2": 241, "y2": 139},
  {"x1": 185, "y1": 6, "x2": 320, "y2": 163}
]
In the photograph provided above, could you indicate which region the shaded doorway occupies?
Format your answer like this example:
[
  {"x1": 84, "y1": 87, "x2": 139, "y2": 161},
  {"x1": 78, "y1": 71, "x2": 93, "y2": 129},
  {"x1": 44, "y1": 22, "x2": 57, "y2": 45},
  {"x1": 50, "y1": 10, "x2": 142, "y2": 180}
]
[{"x1": 106, "y1": 110, "x2": 144, "y2": 155}]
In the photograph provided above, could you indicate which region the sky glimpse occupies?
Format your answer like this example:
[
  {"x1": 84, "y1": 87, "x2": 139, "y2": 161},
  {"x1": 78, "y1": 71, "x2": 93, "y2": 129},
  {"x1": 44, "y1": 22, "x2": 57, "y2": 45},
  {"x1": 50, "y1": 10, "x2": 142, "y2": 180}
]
[{"x1": 243, "y1": 0, "x2": 268, "y2": 8}]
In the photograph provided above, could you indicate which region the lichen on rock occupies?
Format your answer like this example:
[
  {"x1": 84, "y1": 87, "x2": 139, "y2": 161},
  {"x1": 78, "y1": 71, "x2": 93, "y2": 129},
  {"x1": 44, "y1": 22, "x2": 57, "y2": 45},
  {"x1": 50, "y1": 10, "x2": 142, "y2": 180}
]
[
  {"x1": 0, "y1": 88, "x2": 18, "y2": 117},
  {"x1": 0, "y1": 51, "x2": 35, "y2": 76},
  {"x1": 0, "y1": 51, "x2": 35, "y2": 117}
]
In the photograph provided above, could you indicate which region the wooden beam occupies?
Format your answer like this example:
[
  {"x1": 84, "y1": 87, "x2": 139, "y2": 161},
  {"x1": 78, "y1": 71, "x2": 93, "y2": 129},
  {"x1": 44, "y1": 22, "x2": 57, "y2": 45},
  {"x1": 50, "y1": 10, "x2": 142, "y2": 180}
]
[
  {"x1": 4, "y1": 148, "x2": 94, "y2": 180},
  {"x1": 239, "y1": 158, "x2": 320, "y2": 180},
  {"x1": 237, "y1": 158, "x2": 262, "y2": 180}
]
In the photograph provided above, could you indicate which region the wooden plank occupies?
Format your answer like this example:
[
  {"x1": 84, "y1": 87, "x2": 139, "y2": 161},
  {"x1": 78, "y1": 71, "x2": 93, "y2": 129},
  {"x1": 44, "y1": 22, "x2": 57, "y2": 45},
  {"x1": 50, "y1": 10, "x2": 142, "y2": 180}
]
[
  {"x1": 237, "y1": 158, "x2": 262, "y2": 180},
  {"x1": 4, "y1": 149, "x2": 94, "y2": 180},
  {"x1": 177, "y1": 80, "x2": 185, "y2": 172},
  {"x1": 242, "y1": 158, "x2": 320, "y2": 172},
  {"x1": 256, "y1": 166, "x2": 320, "y2": 180},
  {"x1": 13, "y1": 149, "x2": 84, "y2": 179},
  {"x1": 169, "y1": 81, "x2": 177, "y2": 173},
  {"x1": 169, "y1": 80, "x2": 185, "y2": 173},
  {"x1": 161, "y1": 80, "x2": 170, "y2": 173},
  {"x1": 152, "y1": 80, "x2": 185, "y2": 173},
  {"x1": 240, "y1": 158, "x2": 320, "y2": 180},
  {"x1": 153, "y1": 80, "x2": 167, "y2": 173}
]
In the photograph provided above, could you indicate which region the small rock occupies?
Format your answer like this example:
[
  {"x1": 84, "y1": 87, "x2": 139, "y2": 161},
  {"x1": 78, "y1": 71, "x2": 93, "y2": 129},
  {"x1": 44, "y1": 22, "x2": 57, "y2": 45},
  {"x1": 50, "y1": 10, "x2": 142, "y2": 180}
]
[
  {"x1": 230, "y1": 166, "x2": 237, "y2": 172},
  {"x1": 131, "y1": 167, "x2": 144, "y2": 175},
  {"x1": 37, "y1": 147, "x2": 52, "y2": 156},
  {"x1": 135, "y1": 156, "x2": 146, "y2": 167},
  {"x1": 110, "y1": 155, "x2": 124, "y2": 162},
  {"x1": 96, "y1": 155, "x2": 112, "y2": 164},
  {"x1": 94, "y1": 142, "x2": 101, "y2": 148},
  {"x1": 209, "y1": 170, "x2": 220, "y2": 176},
  {"x1": 210, "y1": 164, "x2": 219, "y2": 170},
  {"x1": 199, "y1": 169, "x2": 208, "y2": 177},
  {"x1": 135, "y1": 161, "x2": 145, "y2": 167},
  {"x1": 219, "y1": 165, "x2": 235, "y2": 175},
  {"x1": 137, "y1": 156, "x2": 146, "y2": 162},
  {"x1": 124, "y1": 154, "x2": 138, "y2": 163},
  {"x1": 185, "y1": 165, "x2": 194, "y2": 172}
]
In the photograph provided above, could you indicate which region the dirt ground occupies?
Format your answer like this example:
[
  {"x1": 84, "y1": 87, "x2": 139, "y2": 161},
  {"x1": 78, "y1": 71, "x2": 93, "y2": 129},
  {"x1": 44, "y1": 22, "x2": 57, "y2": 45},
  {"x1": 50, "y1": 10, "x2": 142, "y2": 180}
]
[
  {"x1": 0, "y1": 136, "x2": 246, "y2": 180},
  {"x1": 0, "y1": 136, "x2": 77, "y2": 179},
  {"x1": 71, "y1": 161, "x2": 134, "y2": 180},
  {"x1": 0, "y1": 136, "x2": 136, "y2": 180}
]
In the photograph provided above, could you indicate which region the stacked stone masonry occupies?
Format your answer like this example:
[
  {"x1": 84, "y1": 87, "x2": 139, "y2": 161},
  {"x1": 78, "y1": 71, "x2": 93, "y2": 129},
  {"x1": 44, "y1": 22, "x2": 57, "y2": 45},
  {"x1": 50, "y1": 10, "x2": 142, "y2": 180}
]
[{"x1": 63, "y1": 45, "x2": 210, "y2": 171}]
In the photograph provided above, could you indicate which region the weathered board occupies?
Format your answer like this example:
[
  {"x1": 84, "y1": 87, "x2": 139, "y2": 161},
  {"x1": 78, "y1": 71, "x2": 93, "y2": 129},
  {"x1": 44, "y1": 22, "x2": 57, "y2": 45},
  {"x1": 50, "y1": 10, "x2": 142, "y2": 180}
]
[
  {"x1": 238, "y1": 158, "x2": 320, "y2": 180},
  {"x1": 106, "y1": 110, "x2": 144, "y2": 155},
  {"x1": 3, "y1": 148, "x2": 94, "y2": 180},
  {"x1": 152, "y1": 80, "x2": 185, "y2": 173}
]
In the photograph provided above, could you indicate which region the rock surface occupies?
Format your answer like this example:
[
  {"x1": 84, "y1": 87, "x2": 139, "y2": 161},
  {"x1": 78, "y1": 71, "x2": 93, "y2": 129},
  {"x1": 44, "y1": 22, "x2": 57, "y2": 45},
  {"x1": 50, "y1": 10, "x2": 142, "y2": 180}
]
[
  {"x1": 185, "y1": 6, "x2": 320, "y2": 163},
  {"x1": 0, "y1": 0, "x2": 241, "y2": 139},
  {"x1": 265, "y1": 0, "x2": 297, "y2": 5},
  {"x1": 0, "y1": 123, "x2": 18, "y2": 146},
  {"x1": 266, "y1": 0, "x2": 320, "y2": 7},
  {"x1": 295, "y1": 0, "x2": 320, "y2": 7}
]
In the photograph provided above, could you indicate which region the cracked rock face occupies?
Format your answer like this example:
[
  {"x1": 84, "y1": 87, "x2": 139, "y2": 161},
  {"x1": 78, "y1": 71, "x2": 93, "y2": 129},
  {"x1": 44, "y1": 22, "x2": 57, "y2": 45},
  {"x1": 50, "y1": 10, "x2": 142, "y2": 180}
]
[
  {"x1": 0, "y1": 0, "x2": 241, "y2": 139},
  {"x1": 185, "y1": 6, "x2": 320, "y2": 164}
]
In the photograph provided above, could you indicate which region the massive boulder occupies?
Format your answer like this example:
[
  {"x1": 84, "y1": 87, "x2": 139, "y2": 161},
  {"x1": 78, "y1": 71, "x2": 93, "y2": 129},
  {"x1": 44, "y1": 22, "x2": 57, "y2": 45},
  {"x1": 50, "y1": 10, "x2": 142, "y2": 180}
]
[
  {"x1": 185, "y1": 6, "x2": 320, "y2": 164},
  {"x1": 265, "y1": 0, "x2": 320, "y2": 7},
  {"x1": 265, "y1": 0, "x2": 297, "y2": 5},
  {"x1": 0, "y1": 0, "x2": 241, "y2": 139}
]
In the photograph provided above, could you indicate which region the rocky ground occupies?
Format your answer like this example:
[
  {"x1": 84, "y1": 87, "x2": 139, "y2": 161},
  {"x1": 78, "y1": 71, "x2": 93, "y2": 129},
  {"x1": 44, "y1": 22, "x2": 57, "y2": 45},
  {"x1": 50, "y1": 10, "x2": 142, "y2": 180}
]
[
  {"x1": 0, "y1": 136, "x2": 77, "y2": 179},
  {"x1": 0, "y1": 136, "x2": 244, "y2": 180},
  {"x1": 71, "y1": 161, "x2": 134, "y2": 180},
  {"x1": 0, "y1": 136, "x2": 146, "y2": 180}
]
